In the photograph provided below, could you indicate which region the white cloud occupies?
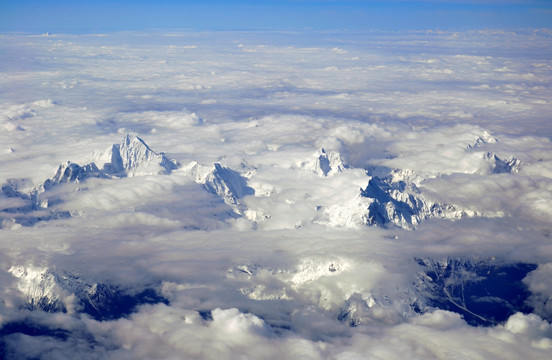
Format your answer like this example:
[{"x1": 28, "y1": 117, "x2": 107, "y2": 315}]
[
  {"x1": 1, "y1": 30, "x2": 551, "y2": 359},
  {"x1": 523, "y1": 263, "x2": 552, "y2": 321}
]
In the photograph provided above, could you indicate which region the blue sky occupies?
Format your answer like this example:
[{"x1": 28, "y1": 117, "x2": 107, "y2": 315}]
[{"x1": 1, "y1": 0, "x2": 551, "y2": 33}]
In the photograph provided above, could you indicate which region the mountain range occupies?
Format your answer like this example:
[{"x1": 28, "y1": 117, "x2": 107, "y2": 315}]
[{"x1": 1, "y1": 134, "x2": 522, "y2": 231}]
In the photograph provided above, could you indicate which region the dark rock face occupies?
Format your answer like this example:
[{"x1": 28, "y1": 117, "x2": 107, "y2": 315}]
[
  {"x1": 337, "y1": 258, "x2": 537, "y2": 328},
  {"x1": 415, "y1": 258, "x2": 537, "y2": 326},
  {"x1": 12, "y1": 267, "x2": 169, "y2": 321},
  {"x1": 359, "y1": 176, "x2": 454, "y2": 229},
  {"x1": 483, "y1": 152, "x2": 521, "y2": 174}
]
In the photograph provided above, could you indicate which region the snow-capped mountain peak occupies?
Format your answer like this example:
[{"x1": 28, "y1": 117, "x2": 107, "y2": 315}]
[
  {"x1": 311, "y1": 148, "x2": 349, "y2": 177},
  {"x1": 185, "y1": 161, "x2": 254, "y2": 214},
  {"x1": 467, "y1": 131, "x2": 499, "y2": 149},
  {"x1": 0, "y1": 135, "x2": 180, "y2": 228},
  {"x1": 8, "y1": 264, "x2": 167, "y2": 319},
  {"x1": 316, "y1": 167, "x2": 503, "y2": 230},
  {"x1": 41, "y1": 162, "x2": 107, "y2": 191},
  {"x1": 96, "y1": 134, "x2": 179, "y2": 177},
  {"x1": 482, "y1": 152, "x2": 521, "y2": 174},
  {"x1": 9, "y1": 264, "x2": 75, "y2": 313}
]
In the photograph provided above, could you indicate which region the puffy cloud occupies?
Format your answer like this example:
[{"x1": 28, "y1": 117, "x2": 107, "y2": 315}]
[
  {"x1": 1, "y1": 30, "x2": 552, "y2": 359},
  {"x1": 523, "y1": 263, "x2": 552, "y2": 321}
]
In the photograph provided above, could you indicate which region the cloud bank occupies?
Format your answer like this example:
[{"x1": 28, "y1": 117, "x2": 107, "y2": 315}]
[{"x1": 0, "y1": 30, "x2": 551, "y2": 359}]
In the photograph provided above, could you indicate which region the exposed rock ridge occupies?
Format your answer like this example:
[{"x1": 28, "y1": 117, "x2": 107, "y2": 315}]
[
  {"x1": 316, "y1": 167, "x2": 501, "y2": 230},
  {"x1": 0, "y1": 135, "x2": 178, "y2": 228},
  {"x1": 185, "y1": 161, "x2": 254, "y2": 215},
  {"x1": 8, "y1": 264, "x2": 167, "y2": 320},
  {"x1": 312, "y1": 148, "x2": 349, "y2": 177},
  {"x1": 482, "y1": 152, "x2": 521, "y2": 174},
  {"x1": 95, "y1": 134, "x2": 179, "y2": 177}
]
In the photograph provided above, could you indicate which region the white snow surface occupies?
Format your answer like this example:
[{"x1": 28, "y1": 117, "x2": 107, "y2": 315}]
[
  {"x1": 309, "y1": 148, "x2": 349, "y2": 177},
  {"x1": 95, "y1": 134, "x2": 179, "y2": 177}
]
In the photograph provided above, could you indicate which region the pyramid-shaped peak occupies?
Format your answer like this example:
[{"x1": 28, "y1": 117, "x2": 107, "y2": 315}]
[
  {"x1": 124, "y1": 134, "x2": 140, "y2": 142},
  {"x1": 96, "y1": 134, "x2": 179, "y2": 177},
  {"x1": 119, "y1": 134, "x2": 157, "y2": 157},
  {"x1": 121, "y1": 134, "x2": 150, "y2": 148}
]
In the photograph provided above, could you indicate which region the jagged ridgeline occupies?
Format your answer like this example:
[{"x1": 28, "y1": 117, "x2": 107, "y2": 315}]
[
  {"x1": 8, "y1": 265, "x2": 168, "y2": 320},
  {"x1": 0, "y1": 135, "x2": 179, "y2": 228},
  {"x1": 95, "y1": 134, "x2": 179, "y2": 177},
  {"x1": 6, "y1": 257, "x2": 539, "y2": 329},
  {"x1": 314, "y1": 157, "x2": 520, "y2": 230},
  {"x1": 1, "y1": 130, "x2": 523, "y2": 230},
  {"x1": 0, "y1": 131, "x2": 540, "y2": 334}
]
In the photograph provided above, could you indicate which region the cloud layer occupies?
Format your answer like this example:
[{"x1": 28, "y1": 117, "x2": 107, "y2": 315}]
[{"x1": 1, "y1": 30, "x2": 551, "y2": 359}]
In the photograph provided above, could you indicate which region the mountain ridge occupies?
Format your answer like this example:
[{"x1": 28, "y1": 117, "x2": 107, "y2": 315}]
[{"x1": 0, "y1": 135, "x2": 179, "y2": 228}]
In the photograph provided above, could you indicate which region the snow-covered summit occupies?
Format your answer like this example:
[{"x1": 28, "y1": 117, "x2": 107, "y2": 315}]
[
  {"x1": 95, "y1": 134, "x2": 179, "y2": 177},
  {"x1": 8, "y1": 264, "x2": 167, "y2": 319},
  {"x1": 316, "y1": 168, "x2": 503, "y2": 230},
  {"x1": 9, "y1": 264, "x2": 103, "y2": 314},
  {"x1": 0, "y1": 135, "x2": 179, "y2": 227},
  {"x1": 311, "y1": 148, "x2": 349, "y2": 177},
  {"x1": 482, "y1": 152, "x2": 521, "y2": 174},
  {"x1": 467, "y1": 131, "x2": 499, "y2": 149},
  {"x1": 40, "y1": 162, "x2": 107, "y2": 191},
  {"x1": 33, "y1": 134, "x2": 179, "y2": 206},
  {"x1": 227, "y1": 257, "x2": 350, "y2": 302},
  {"x1": 184, "y1": 161, "x2": 254, "y2": 215}
]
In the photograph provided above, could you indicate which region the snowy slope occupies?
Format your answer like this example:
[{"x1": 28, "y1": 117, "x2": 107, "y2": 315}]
[
  {"x1": 8, "y1": 265, "x2": 166, "y2": 320},
  {"x1": 310, "y1": 148, "x2": 349, "y2": 177},
  {"x1": 95, "y1": 134, "x2": 179, "y2": 177},
  {"x1": 466, "y1": 131, "x2": 499, "y2": 149},
  {"x1": 0, "y1": 134, "x2": 524, "y2": 231},
  {"x1": 481, "y1": 152, "x2": 521, "y2": 174},
  {"x1": 0, "y1": 135, "x2": 179, "y2": 228},
  {"x1": 315, "y1": 167, "x2": 503, "y2": 230},
  {"x1": 184, "y1": 161, "x2": 254, "y2": 215}
]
